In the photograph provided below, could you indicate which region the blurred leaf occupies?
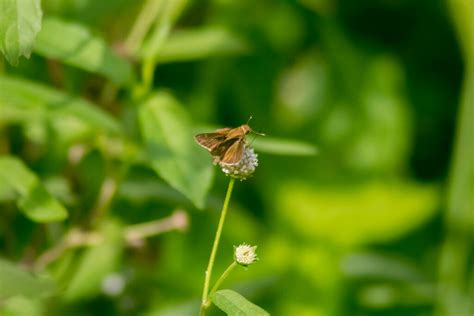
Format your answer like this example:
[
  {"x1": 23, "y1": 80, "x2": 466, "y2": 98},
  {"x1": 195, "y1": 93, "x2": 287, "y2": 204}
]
[
  {"x1": 0, "y1": 0, "x2": 42, "y2": 65},
  {"x1": 211, "y1": 289, "x2": 270, "y2": 316},
  {"x1": 33, "y1": 17, "x2": 133, "y2": 85},
  {"x1": 449, "y1": 0, "x2": 474, "y2": 59},
  {"x1": 0, "y1": 296, "x2": 43, "y2": 316},
  {"x1": 0, "y1": 176, "x2": 16, "y2": 201},
  {"x1": 252, "y1": 137, "x2": 318, "y2": 156},
  {"x1": 0, "y1": 75, "x2": 121, "y2": 141},
  {"x1": 274, "y1": 181, "x2": 439, "y2": 246},
  {"x1": 275, "y1": 52, "x2": 328, "y2": 130},
  {"x1": 348, "y1": 57, "x2": 411, "y2": 173},
  {"x1": 0, "y1": 156, "x2": 68, "y2": 222},
  {"x1": 357, "y1": 283, "x2": 434, "y2": 309},
  {"x1": 143, "y1": 300, "x2": 199, "y2": 316},
  {"x1": 63, "y1": 220, "x2": 123, "y2": 301},
  {"x1": 139, "y1": 92, "x2": 214, "y2": 209},
  {"x1": 142, "y1": 27, "x2": 247, "y2": 63},
  {"x1": 119, "y1": 178, "x2": 191, "y2": 205},
  {"x1": 43, "y1": 176, "x2": 76, "y2": 205},
  {"x1": 341, "y1": 252, "x2": 426, "y2": 282},
  {"x1": 0, "y1": 259, "x2": 55, "y2": 300}
]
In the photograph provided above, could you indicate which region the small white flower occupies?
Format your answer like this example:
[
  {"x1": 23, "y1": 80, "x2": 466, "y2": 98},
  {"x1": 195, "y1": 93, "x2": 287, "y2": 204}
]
[
  {"x1": 220, "y1": 146, "x2": 258, "y2": 181},
  {"x1": 234, "y1": 244, "x2": 258, "y2": 266}
]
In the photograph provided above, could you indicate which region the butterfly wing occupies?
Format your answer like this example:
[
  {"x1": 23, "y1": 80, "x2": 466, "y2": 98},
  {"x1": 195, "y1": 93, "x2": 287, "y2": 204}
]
[
  {"x1": 219, "y1": 139, "x2": 245, "y2": 165},
  {"x1": 215, "y1": 127, "x2": 232, "y2": 134},
  {"x1": 194, "y1": 133, "x2": 227, "y2": 152}
]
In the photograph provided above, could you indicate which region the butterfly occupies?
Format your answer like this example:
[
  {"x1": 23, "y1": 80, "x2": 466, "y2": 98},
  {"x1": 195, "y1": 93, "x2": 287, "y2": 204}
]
[{"x1": 194, "y1": 123, "x2": 263, "y2": 165}]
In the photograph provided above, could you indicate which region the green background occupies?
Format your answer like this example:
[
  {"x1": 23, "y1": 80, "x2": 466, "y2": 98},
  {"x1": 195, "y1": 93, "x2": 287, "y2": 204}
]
[{"x1": 0, "y1": 0, "x2": 473, "y2": 315}]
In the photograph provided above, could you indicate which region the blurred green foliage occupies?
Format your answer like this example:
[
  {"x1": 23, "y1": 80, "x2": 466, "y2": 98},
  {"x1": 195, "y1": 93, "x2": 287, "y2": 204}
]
[{"x1": 0, "y1": 0, "x2": 472, "y2": 315}]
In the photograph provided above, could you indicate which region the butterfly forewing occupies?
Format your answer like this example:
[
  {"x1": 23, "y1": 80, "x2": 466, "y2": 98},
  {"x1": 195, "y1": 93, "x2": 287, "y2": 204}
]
[{"x1": 194, "y1": 133, "x2": 227, "y2": 152}]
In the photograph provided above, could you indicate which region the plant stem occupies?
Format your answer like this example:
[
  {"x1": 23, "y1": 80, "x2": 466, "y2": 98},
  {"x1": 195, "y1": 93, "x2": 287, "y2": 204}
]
[
  {"x1": 138, "y1": 0, "x2": 187, "y2": 95},
  {"x1": 124, "y1": 0, "x2": 164, "y2": 55},
  {"x1": 91, "y1": 176, "x2": 117, "y2": 225},
  {"x1": 209, "y1": 261, "x2": 238, "y2": 298},
  {"x1": 200, "y1": 178, "x2": 236, "y2": 316},
  {"x1": 125, "y1": 209, "x2": 188, "y2": 242},
  {"x1": 436, "y1": 2, "x2": 474, "y2": 316},
  {"x1": 33, "y1": 210, "x2": 187, "y2": 271}
]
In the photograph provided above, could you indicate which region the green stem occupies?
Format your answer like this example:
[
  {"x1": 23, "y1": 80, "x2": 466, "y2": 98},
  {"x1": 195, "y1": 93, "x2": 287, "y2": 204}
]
[
  {"x1": 209, "y1": 261, "x2": 238, "y2": 299},
  {"x1": 200, "y1": 178, "x2": 236, "y2": 316},
  {"x1": 436, "y1": 2, "x2": 474, "y2": 316},
  {"x1": 124, "y1": 0, "x2": 164, "y2": 55}
]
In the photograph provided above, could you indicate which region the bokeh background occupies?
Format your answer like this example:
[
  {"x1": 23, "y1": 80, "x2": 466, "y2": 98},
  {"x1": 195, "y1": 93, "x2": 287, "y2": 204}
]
[{"x1": 0, "y1": 0, "x2": 473, "y2": 315}]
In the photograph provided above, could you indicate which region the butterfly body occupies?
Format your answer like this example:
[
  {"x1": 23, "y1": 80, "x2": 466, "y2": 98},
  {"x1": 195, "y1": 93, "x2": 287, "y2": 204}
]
[{"x1": 194, "y1": 124, "x2": 252, "y2": 165}]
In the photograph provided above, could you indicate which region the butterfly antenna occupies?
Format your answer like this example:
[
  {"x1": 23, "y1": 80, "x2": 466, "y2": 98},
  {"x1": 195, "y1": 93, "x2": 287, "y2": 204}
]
[
  {"x1": 246, "y1": 115, "x2": 266, "y2": 136},
  {"x1": 246, "y1": 115, "x2": 253, "y2": 125},
  {"x1": 252, "y1": 130, "x2": 266, "y2": 136}
]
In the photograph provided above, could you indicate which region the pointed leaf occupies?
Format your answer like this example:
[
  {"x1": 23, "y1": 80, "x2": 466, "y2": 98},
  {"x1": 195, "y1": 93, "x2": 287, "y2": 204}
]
[
  {"x1": 33, "y1": 17, "x2": 134, "y2": 85},
  {"x1": 142, "y1": 27, "x2": 247, "y2": 63},
  {"x1": 252, "y1": 137, "x2": 318, "y2": 156},
  {"x1": 0, "y1": 156, "x2": 68, "y2": 222},
  {"x1": 139, "y1": 93, "x2": 214, "y2": 208},
  {"x1": 0, "y1": 75, "x2": 121, "y2": 139},
  {"x1": 0, "y1": 296, "x2": 43, "y2": 316},
  {"x1": 0, "y1": 259, "x2": 55, "y2": 300},
  {"x1": 0, "y1": 0, "x2": 42, "y2": 65},
  {"x1": 210, "y1": 289, "x2": 270, "y2": 316}
]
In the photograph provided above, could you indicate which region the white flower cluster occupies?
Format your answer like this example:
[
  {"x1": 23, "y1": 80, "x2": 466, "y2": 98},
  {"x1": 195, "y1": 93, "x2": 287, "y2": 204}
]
[
  {"x1": 234, "y1": 244, "x2": 258, "y2": 266},
  {"x1": 220, "y1": 146, "x2": 258, "y2": 180}
]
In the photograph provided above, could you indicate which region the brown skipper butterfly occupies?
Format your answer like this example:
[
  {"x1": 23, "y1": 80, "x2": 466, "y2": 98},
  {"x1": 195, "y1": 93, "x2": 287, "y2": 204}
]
[{"x1": 194, "y1": 120, "x2": 264, "y2": 165}]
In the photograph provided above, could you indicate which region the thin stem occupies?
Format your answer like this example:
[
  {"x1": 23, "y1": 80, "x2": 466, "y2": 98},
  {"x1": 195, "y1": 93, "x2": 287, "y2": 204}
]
[
  {"x1": 200, "y1": 178, "x2": 236, "y2": 316},
  {"x1": 90, "y1": 161, "x2": 131, "y2": 227},
  {"x1": 90, "y1": 176, "x2": 118, "y2": 226},
  {"x1": 436, "y1": 2, "x2": 474, "y2": 316},
  {"x1": 34, "y1": 229, "x2": 102, "y2": 271},
  {"x1": 209, "y1": 261, "x2": 238, "y2": 299},
  {"x1": 125, "y1": 209, "x2": 188, "y2": 242},
  {"x1": 33, "y1": 210, "x2": 187, "y2": 271},
  {"x1": 124, "y1": 0, "x2": 164, "y2": 55}
]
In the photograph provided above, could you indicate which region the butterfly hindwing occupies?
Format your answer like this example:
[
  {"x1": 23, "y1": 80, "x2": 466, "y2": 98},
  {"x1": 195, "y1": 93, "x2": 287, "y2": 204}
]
[{"x1": 219, "y1": 139, "x2": 245, "y2": 165}]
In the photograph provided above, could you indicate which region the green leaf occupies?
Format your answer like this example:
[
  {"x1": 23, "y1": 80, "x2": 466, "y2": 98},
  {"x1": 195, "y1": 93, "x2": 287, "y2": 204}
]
[
  {"x1": 143, "y1": 299, "x2": 199, "y2": 316},
  {"x1": 139, "y1": 92, "x2": 214, "y2": 209},
  {"x1": 0, "y1": 156, "x2": 68, "y2": 222},
  {"x1": 0, "y1": 0, "x2": 42, "y2": 65},
  {"x1": 210, "y1": 289, "x2": 270, "y2": 316},
  {"x1": 142, "y1": 27, "x2": 247, "y2": 63},
  {"x1": 0, "y1": 296, "x2": 43, "y2": 316},
  {"x1": 274, "y1": 180, "x2": 439, "y2": 246},
  {"x1": 33, "y1": 17, "x2": 134, "y2": 85},
  {"x1": 252, "y1": 137, "x2": 318, "y2": 156},
  {"x1": 0, "y1": 75, "x2": 121, "y2": 141},
  {"x1": 0, "y1": 259, "x2": 55, "y2": 300}
]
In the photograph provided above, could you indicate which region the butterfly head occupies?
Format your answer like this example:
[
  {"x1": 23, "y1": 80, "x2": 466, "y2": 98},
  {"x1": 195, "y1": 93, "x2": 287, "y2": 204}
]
[{"x1": 241, "y1": 124, "x2": 251, "y2": 135}]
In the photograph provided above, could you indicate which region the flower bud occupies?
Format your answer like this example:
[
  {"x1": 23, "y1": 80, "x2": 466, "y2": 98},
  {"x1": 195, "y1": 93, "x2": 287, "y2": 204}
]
[{"x1": 234, "y1": 243, "x2": 258, "y2": 266}]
